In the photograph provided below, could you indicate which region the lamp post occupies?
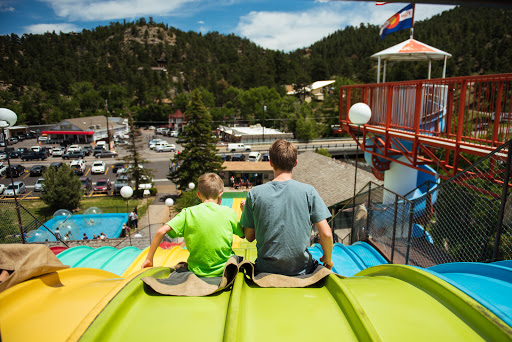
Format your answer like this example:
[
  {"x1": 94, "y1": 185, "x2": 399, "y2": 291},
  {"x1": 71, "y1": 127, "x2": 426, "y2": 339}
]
[
  {"x1": 188, "y1": 182, "x2": 195, "y2": 191},
  {"x1": 348, "y1": 103, "x2": 372, "y2": 242},
  {"x1": 120, "y1": 185, "x2": 133, "y2": 246},
  {"x1": 0, "y1": 108, "x2": 25, "y2": 243}
]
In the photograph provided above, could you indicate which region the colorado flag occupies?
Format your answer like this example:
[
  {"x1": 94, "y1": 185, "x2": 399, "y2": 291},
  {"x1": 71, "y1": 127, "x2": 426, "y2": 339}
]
[{"x1": 379, "y1": 4, "x2": 414, "y2": 40}]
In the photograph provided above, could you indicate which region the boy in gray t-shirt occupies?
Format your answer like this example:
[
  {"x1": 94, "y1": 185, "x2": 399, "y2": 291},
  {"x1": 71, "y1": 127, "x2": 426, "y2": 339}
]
[{"x1": 240, "y1": 139, "x2": 333, "y2": 276}]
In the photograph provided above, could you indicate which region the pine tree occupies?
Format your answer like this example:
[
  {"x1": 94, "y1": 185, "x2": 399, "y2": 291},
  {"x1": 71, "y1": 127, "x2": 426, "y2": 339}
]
[
  {"x1": 40, "y1": 164, "x2": 82, "y2": 212},
  {"x1": 168, "y1": 90, "x2": 223, "y2": 190}
]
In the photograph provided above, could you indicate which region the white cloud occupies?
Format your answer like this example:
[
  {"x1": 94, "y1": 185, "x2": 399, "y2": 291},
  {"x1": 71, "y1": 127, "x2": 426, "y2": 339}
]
[
  {"x1": 0, "y1": 6, "x2": 14, "y2": 12},
  {"x1": 25, "y1": 23, "x2": 81, "y2": 34},
  {"x1": 197, "y1": 20, "x2": 205, "y2": 24},
  {"x1": 236, "y1": 3, "x2": 455, "y2": 51},
  {"x1": 39, "y1": 0, "x2": 195, "y2": 21}
]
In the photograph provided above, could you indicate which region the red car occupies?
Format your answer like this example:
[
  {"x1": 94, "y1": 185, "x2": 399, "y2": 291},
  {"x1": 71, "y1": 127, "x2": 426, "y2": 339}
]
[{"x1": 93, "y1": 178, "x2": 111, "y2": 194}]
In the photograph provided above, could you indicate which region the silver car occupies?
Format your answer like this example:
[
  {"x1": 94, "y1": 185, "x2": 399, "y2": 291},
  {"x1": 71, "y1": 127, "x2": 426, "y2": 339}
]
[
  {"x1": 34, "y1": 178, "x2": 44, "y2": 192},
  {"x1": 4, "y1": 181, "x2": 26, "y2": 197}
]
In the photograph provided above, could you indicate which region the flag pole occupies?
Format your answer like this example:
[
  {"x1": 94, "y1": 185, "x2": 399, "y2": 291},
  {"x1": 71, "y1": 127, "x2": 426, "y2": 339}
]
[{"x1": 410, "y1": 3, "x2": 415, "y2": 39}]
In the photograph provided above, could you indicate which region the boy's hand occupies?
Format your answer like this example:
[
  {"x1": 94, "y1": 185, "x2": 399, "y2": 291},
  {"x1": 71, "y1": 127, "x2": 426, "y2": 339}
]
[
  {"x1": 240, "y1": 200, "x2": 246, "y2": 211},
  {"x1": 320, "y1": 256, "x2": 333, "y2": 270},
  {"x1": 141, "y1": 259, "x2": 153, "y2": 269}
]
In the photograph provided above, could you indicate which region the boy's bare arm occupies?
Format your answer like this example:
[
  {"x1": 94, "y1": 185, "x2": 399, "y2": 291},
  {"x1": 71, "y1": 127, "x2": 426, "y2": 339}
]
[
  {"x1": 142, "y1": 224, "x2": 172, "y2": 268},
  {"x1": 243, "y1": 227, "x2": 255, "y2": 242},
  {"x1": 315, "y1": 219, "x2": 333, "y2": 270}
]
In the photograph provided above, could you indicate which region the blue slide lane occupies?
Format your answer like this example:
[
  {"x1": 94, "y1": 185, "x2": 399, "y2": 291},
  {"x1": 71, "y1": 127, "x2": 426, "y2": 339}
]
[
  {"x1": 427, "y1": 262, "x2": 512, "y2": 328},
  {"x1": 73, "y1": 246, "x2": 119, "y2": 269},
  {"x1": 310, "y1": 242, "x2": 387, "y2": 276},
  {"x1": 100, "y1": 247, "x2": 141, "y2": 276},
  {"x1": 57, "y1": 246, "x2": 95, "y2": 266}
]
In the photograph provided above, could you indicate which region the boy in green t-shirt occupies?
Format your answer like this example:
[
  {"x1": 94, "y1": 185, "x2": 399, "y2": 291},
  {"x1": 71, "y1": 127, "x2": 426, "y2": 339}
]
[{"x1": 142, "y1": 173, "x2": 244, "y2": 277}]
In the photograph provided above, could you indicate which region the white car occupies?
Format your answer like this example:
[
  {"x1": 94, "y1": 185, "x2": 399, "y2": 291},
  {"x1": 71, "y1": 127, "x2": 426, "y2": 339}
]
[
  {"x1": 169, "y1": 131, "x2": 178, "y2": 137},
  {"x1": 4, "y1": 181, "x2": 26, "y2": 197},
  {"x1": 148, "y1": 139, "x2": 165, "y2": 149},
  {"x1": 0, "y1": 164, "x2": 7, "y2": 176},
  {"x1": 91, "y1": 161, "x2": 106, "y2": 174},
  {"x1": 155, "y1": 144, "x2": 176, "y2": 152},
  {"x1": 0, "y1": 183, "x2": 5, "y2": 194},
  {"x1": 138, "y1": 176, "x2": 153, "y2": 190},
  {"x1": 248, "y1": 151, "x2": 262, "y2": 162},
  {"x1": 67, "y1": 145, "x2": 82, "y2": 153},
  {"x1": 52, "y1": 147, "x2": 64, "y2": 156},
  {"x1": 117, "y1": 164, "x2": 144, "y2": 175}
]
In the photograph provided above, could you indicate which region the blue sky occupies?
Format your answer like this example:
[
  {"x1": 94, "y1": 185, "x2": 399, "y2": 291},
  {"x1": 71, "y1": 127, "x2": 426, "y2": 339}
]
[{"x1": 0, "y1": 0, "x2": 454, "y2": 51}]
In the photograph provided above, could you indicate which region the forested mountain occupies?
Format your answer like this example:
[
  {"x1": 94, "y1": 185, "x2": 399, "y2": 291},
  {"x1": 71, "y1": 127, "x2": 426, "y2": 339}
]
[{"x1": 0, "y1": 6, "x2": 510, "y2": 129}]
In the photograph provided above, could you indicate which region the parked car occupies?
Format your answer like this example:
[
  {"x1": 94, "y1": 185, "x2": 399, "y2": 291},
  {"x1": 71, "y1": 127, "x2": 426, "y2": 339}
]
[
  {"x1": 38, "y1": 136, "x2": 49, "y2": 143},
  {"x1": 79, "y1": 177, "x2": 93, "y2": 194},
  {"x1": 149, "y1": 139, "x2": 165, "y2": 149},
  {"x1": 113, "y1": 175, "x2": 131, "y2": 194},
  {"x1": 91, "y1": 161, "x2": 106, "y2": 174},
  {"x1": 4, "y1": 181, "x2": 26, "y2": 197},
  {"x1": 93, "y1": 146, "x2": 106, "y2": 156},
  {"x1": 8, "y1": 137, "x2": 18, "y2": 144},
  {"x1": 21, "y1": 152, "x2": 47, "y2": 161},
  {"x1": 82, "y1": 145, "x2": 93, "y2": 156},
  {"x1": 95, "y1": 150, "x2": 118, "y2": 159},
  {"x1": 0, "y1": 152, "x2": 6, "y2": 160},
  {"x1": 262, "y1": 153, "x2": 270, "y2": 161},
  {"x1": 62, "y1": 151, "x2": 85, "y2": 160},
  {"x1": 17, "y1": 147, "x2": 29, "y2": 154},
  {"x1": 5, "y1": 164, "x2": 25, "y2": 177},
  {"x1": 8, "y1": 150, "x2": 20, "y2": 158},
  {"x1": 112, "y1": 162, "x2": 126, "y2": 174},
  {"x1": 50, "y1": 162, "x2": 64, "y2": 171},
  {"x1": 220, "y1": 155, "x2": 232, "y2": 161},
  {"x1": 138, "y1": 175, "x2": 153, "y2": 190},
  {"x1": 93, "y1": 178, "x2": 111, "y2": 194},
  {"x1": 34, "y1": 178, "x2": 45, "y2": 192},
  {"x1": 0, "y1": 164, "x2": 7, "y2": 176},
  {"x1": 231, "y1": 154, "x2": 246, "y2": 161},
  {"x1": 52, "y1": 147, "x2": 64, "y2": 156},
  {"x1": 169, "y1": 131, "x2": 179, "y2": 137},
  {"x1": 117, "y1": 164, "x2": 144, "y2": 175},
  {"x1": 16, "y1": 135, "x2": 26, "y2": 141},
  {"x1": 70, "y1": 159, "x2": 87, "y2": 175},
  {"x1": 155, "y1": 144, "x2": 176, "y2": 152},
  {"x1": 66, "y1": 145, "x2": 82, "y2": 153},
  {"x1": 248, "y1": 151, "x2": 262, "y2": 162},
  {"x1": 30, "y1": 165, "x2": 47, "y2": 176},
  {"x1": 30, "y1": 146, "x2": 41, "y2": 153},
  {"x1": 0, "y1": 183, "x2": 5, "y2": 194}
]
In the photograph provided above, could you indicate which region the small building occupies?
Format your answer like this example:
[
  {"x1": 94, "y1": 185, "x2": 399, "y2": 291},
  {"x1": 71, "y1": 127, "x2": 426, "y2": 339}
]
[
  {"x1": 42, "y1": 115, "x2": 128, "y2": 146},
  {"x1": 168, "y1": 110, "x2": 187, "y2": 132},
  {"x1": 219, "y1": 161, "x2": 274, "y2": 188},
  {"x1": 218, "y1": 124, "x2": 293, "y2": 144},
  {"x1": 286, "y1": 80, "x2": 335, "y2": 102}
]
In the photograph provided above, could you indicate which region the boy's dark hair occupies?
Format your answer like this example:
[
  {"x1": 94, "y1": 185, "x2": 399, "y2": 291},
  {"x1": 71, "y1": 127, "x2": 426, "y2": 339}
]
[
  {"x1": 269, "y1": 139, "x2": 297, "y2": 172},
  {"x1": 198, "y1": 173, "x2": 224, "y2": 199}
]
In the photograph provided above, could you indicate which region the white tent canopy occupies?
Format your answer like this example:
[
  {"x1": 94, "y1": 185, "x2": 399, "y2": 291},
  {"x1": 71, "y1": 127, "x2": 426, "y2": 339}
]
[{"x1": 371, "y1": 39, "x2": 452, "y2": 82}]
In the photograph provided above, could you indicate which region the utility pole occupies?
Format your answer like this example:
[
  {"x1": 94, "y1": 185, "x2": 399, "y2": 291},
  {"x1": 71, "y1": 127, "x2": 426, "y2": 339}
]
[
  {"x1": 105, "y1": 99, "x2": 111, "y2": 150},
  {"x1": 263, "y1": 104, "x2": 266, "y2": 142}
]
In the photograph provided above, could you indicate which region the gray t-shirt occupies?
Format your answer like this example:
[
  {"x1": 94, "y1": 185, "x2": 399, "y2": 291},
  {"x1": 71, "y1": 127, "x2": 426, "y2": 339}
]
[{"x1": 240, "y1": 179, "x2": 331, "y2": 276}]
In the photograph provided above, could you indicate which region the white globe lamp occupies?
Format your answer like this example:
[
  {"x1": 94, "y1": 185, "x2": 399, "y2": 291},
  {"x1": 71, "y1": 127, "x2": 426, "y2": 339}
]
[
  {"x1": 348, "y1": 103, "x2": 372, "y2": 126},
  {"x1": 165, "y1": 198, "x2": 174, "y2": 207},
  {"x1": 120, "y1": 186, "x2": 133, "y2": 199},
  {"x1": 188, "y1": 182, "x2": 195, "y2": 190},
  {"x1": 0, "y1": 108, "x2": 17, "y2": 128}
]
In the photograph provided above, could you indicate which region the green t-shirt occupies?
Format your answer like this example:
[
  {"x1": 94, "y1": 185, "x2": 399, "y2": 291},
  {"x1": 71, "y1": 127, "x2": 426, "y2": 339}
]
[{"x1": 167, "y1": 202, "x2": 244, "y2": 277}]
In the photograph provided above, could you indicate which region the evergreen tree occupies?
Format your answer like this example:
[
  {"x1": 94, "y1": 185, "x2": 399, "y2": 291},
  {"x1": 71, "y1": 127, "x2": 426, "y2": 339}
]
[
  {"x1": 168, "y1": 90, "x2": 223, "y2": 190},
  {"x1": 40, "y1": 164, "x2": 82, "y2": 212}
]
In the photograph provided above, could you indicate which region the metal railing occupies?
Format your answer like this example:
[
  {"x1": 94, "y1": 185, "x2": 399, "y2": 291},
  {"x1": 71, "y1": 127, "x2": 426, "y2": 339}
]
[{"x1": 346, "y1": 139, "x2": 512, "y2": 267}]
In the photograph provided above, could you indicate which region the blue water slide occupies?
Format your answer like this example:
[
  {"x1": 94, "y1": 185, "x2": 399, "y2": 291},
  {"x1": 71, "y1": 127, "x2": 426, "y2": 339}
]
[
  {"x1": 427, "y1": 262, "x2": 512, "y2": 327},
  {"x1": 493, "y1": 260, "x2": 512, "y2": 269},
  {"x1": 100, "y1": 247, "x2": 141, "y2": 276},
  {"x1": 57, "y1": 245, "x2": 95, "y2": 266},
  {"x1": 309, "y1": 242, "x2": 387, "y2": 276},
  {"x1": 73, "y1": 246, "x2": 119, "y2": 269},
  {"x1": 221, "y1": 198, "x2": 234, "y2": 209}
]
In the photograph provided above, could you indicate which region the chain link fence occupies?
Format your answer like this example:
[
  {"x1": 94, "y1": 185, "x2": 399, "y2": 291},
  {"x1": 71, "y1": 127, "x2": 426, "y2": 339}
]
[{"x1": 328, "y1": 140, "x2": 512, "y2": 267}]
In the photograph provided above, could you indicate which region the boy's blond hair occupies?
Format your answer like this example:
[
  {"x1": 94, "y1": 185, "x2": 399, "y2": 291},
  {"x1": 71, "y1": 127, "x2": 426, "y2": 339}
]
[
  {"x1": 198, "y1": 173, "x2": 224, "y2": 199},
  {"x1": 269, "y1": 139, "x2": 297, "y2": 172}
]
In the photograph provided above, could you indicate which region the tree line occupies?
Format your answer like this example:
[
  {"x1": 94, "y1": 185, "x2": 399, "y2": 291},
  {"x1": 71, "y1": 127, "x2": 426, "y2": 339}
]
[{"x1": 0, "y1": 6, "x2": 510, "y2": 140}]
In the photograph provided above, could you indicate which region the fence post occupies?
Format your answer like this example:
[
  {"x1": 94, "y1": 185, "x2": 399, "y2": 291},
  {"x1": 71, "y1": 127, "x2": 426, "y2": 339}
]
[
  {"x1": 405, "y1": 201, "x2": 415, "y2": 265},
  {"x1": 366, "y1": 183, "x2": 372, "y2": 240},
  {"x1": 492, "y1": 144, "x2": 512, "y2": 261},
  {"x1": 390, "y1": 194, "x2": 399, "y2": 264}
]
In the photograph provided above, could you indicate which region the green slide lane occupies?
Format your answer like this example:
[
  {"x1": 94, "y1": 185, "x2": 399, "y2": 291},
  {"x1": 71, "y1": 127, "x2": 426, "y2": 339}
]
[
  {"x1": 57, "y1": 245, "x2": 95, "y2": 266},
  {"x1": 73, "y1": 246, "x2": 118, "y2": 269}
]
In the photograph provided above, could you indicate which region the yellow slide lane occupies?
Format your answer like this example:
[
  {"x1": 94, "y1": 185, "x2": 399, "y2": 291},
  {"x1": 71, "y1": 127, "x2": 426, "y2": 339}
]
[
  {"x1": 0, "y1": 268, "x2": 126, "y2": 342},
  {"x1": 121, "y1": 246, "x2": 189, "y2": 277}
]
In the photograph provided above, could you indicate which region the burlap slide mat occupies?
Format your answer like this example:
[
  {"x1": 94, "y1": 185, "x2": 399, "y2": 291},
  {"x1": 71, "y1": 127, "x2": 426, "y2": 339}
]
[
  {"x1": 142, "y1": 256, "x2": 336, "y2": 296},
  {"x1": 0, "y1": 244, "x2": 69, "y2": 293}
]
